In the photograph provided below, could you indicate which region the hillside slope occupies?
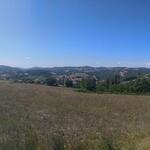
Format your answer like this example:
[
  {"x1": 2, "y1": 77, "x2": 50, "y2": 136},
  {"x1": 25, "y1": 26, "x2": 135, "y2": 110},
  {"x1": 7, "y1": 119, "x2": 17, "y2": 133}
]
[{"x1": 0, "y1": 81, "x2": 150, "y2": 149}]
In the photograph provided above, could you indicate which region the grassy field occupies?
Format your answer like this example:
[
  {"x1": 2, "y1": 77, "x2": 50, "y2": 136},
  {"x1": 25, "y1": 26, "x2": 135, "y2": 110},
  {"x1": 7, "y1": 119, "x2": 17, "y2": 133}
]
[{"x1": 0, "y1": 81, "x2": 150, "y2": 150}]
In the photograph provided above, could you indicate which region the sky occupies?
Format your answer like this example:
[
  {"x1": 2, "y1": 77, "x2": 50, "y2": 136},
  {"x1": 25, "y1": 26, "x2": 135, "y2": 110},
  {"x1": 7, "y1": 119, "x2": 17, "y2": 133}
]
[{"x1": 0, "y1": 0, "x2": 150, "y2": 68}]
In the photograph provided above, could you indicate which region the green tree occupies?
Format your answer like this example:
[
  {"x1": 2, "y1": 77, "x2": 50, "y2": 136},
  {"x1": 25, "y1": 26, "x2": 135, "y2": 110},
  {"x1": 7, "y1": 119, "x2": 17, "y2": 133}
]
[
  {"x1": 45, "y1": 77, "x2": 57, "y2": 86},
  {"x1": 80, "y1": 78, "x2": 96, "y2": 91},
  {"x1": 112, "y1": 74, "x2": 121, "y2": 84},
  {"x1": 96, "y1": 82, "x2": 107, "y2": 92},
  {"x1": 106, "y1": 79, "x2": 111, "y2": 90},
  {"x1": 65, "y1": 80, "x2": 73, "y2": 87}
]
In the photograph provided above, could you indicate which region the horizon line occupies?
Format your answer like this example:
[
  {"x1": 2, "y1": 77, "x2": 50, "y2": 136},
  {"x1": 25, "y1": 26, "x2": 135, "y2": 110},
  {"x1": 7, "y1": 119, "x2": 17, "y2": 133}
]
[{"x1": 0, "y1": 64, "x2": 150, "y2": 69}]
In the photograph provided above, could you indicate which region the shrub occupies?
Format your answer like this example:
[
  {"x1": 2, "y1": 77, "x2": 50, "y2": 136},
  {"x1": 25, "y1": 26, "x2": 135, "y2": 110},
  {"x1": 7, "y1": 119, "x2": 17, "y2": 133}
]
[{"x1": 65, "y1": 80, "x2": 73, "y2": 87}]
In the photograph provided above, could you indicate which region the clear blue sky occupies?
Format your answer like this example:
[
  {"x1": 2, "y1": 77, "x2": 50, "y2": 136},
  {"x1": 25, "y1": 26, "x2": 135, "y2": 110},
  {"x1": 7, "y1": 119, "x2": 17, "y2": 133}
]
[{"x1": 0, "y1": 0, "x2": 150, "y2": 68}]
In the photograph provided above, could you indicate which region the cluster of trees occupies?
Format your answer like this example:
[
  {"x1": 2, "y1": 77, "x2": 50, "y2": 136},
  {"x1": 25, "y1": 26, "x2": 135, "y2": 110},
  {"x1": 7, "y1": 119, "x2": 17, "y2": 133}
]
[
  {"x1": 78, "y1": 75, "x2": 121, "y2": 92},
  {"x1": 80, "y1": 78, "x2": 96, "y2": 91},
  {"x1": 13, "y1": 76, "x2": 58, "y2": 86},
  {"x1": 45, "y1": 77, "x2": 57, "y2": 86},
  {"x1": 65, "y1": 80, "x2": 73, "y2": 87},
  {"x1": 79, "y1": 74, "x2": 150, "y2": 94},
  {"x1": 12, "y1": 72, "x2": 150, "y2": 94},
  {"x1": 112, "y1": 75, "x2": 150, "y2": 94},
  {"x1": 13, "y1": 76, "x2": 75, "y2": 88}
]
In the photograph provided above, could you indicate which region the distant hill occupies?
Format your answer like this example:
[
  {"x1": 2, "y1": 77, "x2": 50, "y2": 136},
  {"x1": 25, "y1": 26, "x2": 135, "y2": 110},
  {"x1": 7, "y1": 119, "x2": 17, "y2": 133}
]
[{"x1": 0, "y1": 65, "x2": 150, "y2": 81}]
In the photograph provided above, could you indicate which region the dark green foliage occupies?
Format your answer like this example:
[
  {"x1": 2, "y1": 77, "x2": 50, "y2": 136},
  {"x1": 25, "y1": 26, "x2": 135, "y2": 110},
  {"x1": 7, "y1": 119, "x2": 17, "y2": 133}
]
[
  {"x1": 65, "y1": 80, "x2": 73, "y2": 87},
  {"x1": 109, "y1": 84, "x2": 127, "y2": 93},
  {"x1": 123, "y1": 76, "x2": 137, "y2": 81},
  {"x1": 131, "y1": 76, "x2": 150, "y2": 94},
  {"x1": 96, "y1": 74, "x2": 150, "y2": 94},
  {"x1": 45, "y1": 77, "x2": 57, "y2": 86},
  {"x1": 96, "y1": 83, "x2": 107, "y2": 93},
  {"x1": 106, "y1": 79, "x2": 111, "y2": 90},
  {"x1": 112, "y1": 74, "x2": 121, "y2": 85},
  {"x1": 80, "y1": 78, "x2": 96, "y2": 91}
]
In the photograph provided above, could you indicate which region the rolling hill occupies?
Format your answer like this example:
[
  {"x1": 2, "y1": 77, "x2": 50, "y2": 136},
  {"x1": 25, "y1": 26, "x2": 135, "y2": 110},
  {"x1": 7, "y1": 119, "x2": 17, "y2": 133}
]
[
  {"x1": 0, "y1": 65, "x2": 150, "y2": 80},
  {"x1": 0, "y1": 81, "x2": 149, "y2": 149}
]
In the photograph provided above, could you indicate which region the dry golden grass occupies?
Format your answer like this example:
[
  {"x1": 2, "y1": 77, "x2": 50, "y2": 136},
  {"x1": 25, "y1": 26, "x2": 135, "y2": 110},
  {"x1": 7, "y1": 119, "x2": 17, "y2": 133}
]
[{"x1": 0, "y1": 81, "x2": 149, "y2": 149}]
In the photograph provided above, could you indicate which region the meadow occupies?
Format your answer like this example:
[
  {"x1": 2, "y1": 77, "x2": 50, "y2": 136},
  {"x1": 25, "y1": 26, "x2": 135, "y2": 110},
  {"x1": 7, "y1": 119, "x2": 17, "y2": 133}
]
[{"x1": 0, "y1": 81, "x2": 149, "y2": 150}]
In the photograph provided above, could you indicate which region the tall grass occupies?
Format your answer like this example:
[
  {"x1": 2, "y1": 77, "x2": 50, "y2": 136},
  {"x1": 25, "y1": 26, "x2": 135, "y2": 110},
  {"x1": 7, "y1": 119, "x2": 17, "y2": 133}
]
[
  {"x1": 0, "y1": 128, "x2": 138, "y2": 150},
  {"x1": 0, "y1": 82, "x2": 149, "y2": 150}
]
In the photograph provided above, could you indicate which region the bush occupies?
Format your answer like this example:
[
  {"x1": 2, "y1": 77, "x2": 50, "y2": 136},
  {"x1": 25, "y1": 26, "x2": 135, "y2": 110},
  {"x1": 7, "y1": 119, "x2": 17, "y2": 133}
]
[
  {"x1": 65, "y1": 80, "x2": 73, "y2": 87},
  {"x1": 96, "y1": 83, "x2": 107, "y2": 93},
  {"x1": 80, "y1": 78, "x2": 96, "y2": 91},
  {"x1": 45, "y1": 77, "x2": 57, "y2": 86}
]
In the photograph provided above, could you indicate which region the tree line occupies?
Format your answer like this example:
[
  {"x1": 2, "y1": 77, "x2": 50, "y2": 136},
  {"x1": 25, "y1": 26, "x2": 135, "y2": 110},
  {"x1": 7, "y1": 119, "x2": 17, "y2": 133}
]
[
  {"x1": 12, "y1": 73, "x2": 150, "y2": 94},
  {"x1": 78, "y1": 74, "x2": 150, "y2": 94}
]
